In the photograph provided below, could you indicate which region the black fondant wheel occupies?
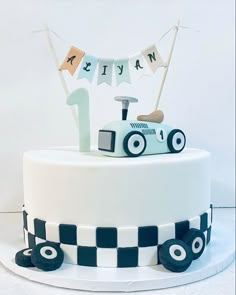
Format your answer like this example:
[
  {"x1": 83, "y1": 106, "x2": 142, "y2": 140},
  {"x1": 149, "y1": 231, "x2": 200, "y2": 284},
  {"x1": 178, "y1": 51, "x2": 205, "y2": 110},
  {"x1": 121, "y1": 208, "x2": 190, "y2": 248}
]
[
  {"x1": 123, "y1": 131, "x2": 146, "y2": 157},
  {"x1": 31, "y1": 242, "x2": 64, "y2": 271},
  {"x1": 182, "y1": 228, "x2": 206, "y2": 260},
  {"x1": 159, "y1": 239, "x2": 193, "y2": 272},
  {"x1": 15, "y1": 248, "x2": 34, "y2": 268},
  {"x1": 167, "y1": 129, "x2": 186, "y2": 153}
]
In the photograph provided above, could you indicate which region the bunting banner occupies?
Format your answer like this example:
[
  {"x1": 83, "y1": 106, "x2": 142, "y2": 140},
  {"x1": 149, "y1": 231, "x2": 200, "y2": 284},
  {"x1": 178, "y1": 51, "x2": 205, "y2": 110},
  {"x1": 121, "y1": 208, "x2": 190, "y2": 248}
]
[{"x1": 58, "y1": 44, "x2": 166, "y2": 86}]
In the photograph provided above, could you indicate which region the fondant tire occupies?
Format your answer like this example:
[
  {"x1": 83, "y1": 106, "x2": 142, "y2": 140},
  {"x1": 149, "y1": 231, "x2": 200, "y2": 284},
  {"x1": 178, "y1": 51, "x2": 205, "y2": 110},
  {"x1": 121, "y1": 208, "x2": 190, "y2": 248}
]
[
  {"x1": 159, "y1": 239, "x2": 193, "y2": 272},
  {"x1": 167, "y1": 129, "x2": 186, "y2": 153},
  {"x1": 31, "y1": 242, "x2": 64, "y2": 271},
  {"x1": 15, "y1": 248, "x2": 34, "y2": 268},
  {"x1": 123, "y1": 131, "x2": 147, "y2": 157},
  {"x1": 182, "y1": 228, "x2": 206, "y2": 260}
]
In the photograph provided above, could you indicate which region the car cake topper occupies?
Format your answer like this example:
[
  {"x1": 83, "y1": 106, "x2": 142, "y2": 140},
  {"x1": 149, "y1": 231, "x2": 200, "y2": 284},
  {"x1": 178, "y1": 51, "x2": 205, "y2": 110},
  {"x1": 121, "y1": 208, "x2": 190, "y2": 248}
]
[{"x1": 98, "y1": 96, "x2": 186, "y2": 157}]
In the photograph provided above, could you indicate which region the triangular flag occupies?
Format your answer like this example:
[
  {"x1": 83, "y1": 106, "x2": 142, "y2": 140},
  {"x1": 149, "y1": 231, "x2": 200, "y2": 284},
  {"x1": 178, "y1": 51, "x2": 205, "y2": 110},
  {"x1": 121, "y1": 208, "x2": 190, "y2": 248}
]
[
  {"x1": 129, "y1": 53, "x2": 150, "y2": 81},
  {"x1": 58, "y1": 46, "x2": 85, "y2": 76},
  {"x1": 142, "y1": 45, "x2": 166, "y2": 73},
  {"x1": 114, "y1": 59, "x2": 131, "y2": 85},
  {"x1": 77, "y1": 54, "x2": 98, "y2": 82},
  {"x1": 97, "y1": 59, "x2": 114, "y2": 85}
]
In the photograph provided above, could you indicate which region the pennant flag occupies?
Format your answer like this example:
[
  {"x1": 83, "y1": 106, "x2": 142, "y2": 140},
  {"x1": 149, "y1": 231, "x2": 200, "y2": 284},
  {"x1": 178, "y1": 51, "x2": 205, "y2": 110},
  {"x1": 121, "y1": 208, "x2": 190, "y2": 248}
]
[
  {"x1": 142, "y1": 45, "x2": 166, "y2": 73},
  {"x1": 97, "y1": 59, "x2": 114, "y2": 85},
  {"x1": 129, "y1": 53, "x2": 149, "y2": 81},
  {"x1": 77, "y1": 54, "x2": 98, "y2": 82},
  {"x1": 58, "y1": 46, "x2": 85, "y2": 76},
  {"x1": 114, "y1": 59, "x2": 131, "y2": 85}
]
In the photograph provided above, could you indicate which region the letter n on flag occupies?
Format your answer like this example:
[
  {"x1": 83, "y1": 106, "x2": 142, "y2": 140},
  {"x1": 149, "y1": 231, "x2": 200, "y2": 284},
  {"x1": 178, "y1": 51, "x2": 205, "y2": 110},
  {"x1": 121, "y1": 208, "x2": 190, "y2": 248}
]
[
  {"x1": 58, "y1": 46, "x2": 85, "y2": 76},
  {"x1": 142, "y1": 45, "x2": 166, "y2": 73}
]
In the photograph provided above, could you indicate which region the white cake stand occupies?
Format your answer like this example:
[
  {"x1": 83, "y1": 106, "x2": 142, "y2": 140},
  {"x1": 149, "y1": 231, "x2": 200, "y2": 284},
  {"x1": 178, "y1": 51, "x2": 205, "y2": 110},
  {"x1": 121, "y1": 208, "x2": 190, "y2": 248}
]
[{"x1": 0, "y1": 208, "x2": 234, "y2": 292}]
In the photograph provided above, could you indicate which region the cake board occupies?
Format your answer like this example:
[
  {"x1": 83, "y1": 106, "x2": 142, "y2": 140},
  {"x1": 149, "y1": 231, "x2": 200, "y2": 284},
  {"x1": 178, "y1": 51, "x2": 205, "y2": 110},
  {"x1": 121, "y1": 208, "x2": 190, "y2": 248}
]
[{"x1": 0, "y1": 208, "x2": 235, "y2": 292}]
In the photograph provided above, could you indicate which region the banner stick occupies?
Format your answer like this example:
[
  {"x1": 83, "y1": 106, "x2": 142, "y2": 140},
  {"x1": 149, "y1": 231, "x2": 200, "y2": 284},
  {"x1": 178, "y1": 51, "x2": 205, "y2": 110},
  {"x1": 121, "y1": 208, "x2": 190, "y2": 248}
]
[
  {"x1": 154, "y1": 20, "x2": 180, "y2": 110},
  {"x1": 44, "y1": 25, "x2": 78, "y2": 129}
]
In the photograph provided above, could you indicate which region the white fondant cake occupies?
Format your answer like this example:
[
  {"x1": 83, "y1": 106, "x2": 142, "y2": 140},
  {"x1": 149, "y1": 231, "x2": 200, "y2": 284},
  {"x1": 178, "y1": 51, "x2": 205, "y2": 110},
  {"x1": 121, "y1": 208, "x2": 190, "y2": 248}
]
[
  {"x1": 22, "y1": 147, "x2": 212, "y2": 268},
  {"x1": 24, "y1": 147, "x2": 210, "y2": 226}
]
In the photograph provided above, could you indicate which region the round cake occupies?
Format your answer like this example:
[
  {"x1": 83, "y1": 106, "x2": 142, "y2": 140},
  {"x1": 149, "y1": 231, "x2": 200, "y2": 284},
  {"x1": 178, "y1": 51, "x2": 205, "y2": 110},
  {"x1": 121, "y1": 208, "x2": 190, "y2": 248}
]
[{"x1": 22, "y1": 147, "x2": 212, "y2": 268}]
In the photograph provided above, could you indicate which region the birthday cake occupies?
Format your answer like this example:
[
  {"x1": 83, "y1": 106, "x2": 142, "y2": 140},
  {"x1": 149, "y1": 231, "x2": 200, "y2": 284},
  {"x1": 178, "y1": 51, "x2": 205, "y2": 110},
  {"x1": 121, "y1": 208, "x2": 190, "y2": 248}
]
[
  {"x1": 20, "y1": 146, "x2": 212, "y2": 272},
  {"x1": 15, "y1": 25, "x2": 212, "y2": 273},
  {"x1": 18, "y1": 91, "x2": 212, "y2": 272}
]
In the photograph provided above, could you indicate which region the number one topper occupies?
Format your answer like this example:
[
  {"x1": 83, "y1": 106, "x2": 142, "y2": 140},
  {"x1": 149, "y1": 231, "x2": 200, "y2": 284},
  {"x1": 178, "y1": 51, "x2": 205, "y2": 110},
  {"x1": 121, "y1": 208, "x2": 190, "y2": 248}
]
[{"x1": 67, "y1": 88, "x2": 91, "y2": 152}]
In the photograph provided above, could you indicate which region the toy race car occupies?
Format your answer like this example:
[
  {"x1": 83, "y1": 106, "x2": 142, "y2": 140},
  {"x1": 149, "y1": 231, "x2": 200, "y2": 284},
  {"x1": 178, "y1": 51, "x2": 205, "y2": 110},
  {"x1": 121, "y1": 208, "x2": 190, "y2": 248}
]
[{"x1": 98, "y1": 96, "x2": 186, "y2": 157}]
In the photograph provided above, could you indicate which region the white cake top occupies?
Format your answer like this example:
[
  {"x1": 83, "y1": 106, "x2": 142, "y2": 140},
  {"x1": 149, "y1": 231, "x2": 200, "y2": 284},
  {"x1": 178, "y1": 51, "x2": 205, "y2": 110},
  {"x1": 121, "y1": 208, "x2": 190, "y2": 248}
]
[{"x1": 24, "y1": 147, "x2": 210, "y2": 166}]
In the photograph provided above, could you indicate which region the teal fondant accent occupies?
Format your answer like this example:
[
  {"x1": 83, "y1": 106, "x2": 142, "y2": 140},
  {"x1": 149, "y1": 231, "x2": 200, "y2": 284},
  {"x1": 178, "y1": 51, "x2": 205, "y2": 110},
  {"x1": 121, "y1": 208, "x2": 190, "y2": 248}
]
[
  {"x1": 98, "y1": 120, "x2": 185, "y2": 157},
  {"x1": 67, "y1": 88, "x2": 90, "y2": 152}
]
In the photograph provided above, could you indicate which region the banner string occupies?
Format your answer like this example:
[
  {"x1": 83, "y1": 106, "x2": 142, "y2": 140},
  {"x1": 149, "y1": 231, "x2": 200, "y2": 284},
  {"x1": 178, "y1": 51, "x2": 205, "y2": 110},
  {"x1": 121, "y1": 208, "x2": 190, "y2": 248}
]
[
  {"x1": 32, "y1": 23, "x2": 200, "y2": 87},
  {"x1": 33, "y1": 24, "x2": 200, "y2": 53},
  {"x1": 179, "y1": 25, "x2": 200, "y2": 32}
]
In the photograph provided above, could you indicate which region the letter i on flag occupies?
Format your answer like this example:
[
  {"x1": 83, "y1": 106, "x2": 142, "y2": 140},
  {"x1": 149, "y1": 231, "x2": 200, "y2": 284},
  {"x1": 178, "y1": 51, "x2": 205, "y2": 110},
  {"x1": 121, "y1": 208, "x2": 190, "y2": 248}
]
[
  {"x1": 77, "y1": 54, "x2": 98, "y2": 82},
  {"x1": 142, "y1": 45, "x2": 166, "y2": 73},
  {"x1": 97, "y1": 59, "x2": 114, "y2": 85},
  {"x1": 114, "y1": 59, "x2": 131, "y2": 85},
  {"x1": 58, "y1": 46, "x2": 85, "y2": 75}
]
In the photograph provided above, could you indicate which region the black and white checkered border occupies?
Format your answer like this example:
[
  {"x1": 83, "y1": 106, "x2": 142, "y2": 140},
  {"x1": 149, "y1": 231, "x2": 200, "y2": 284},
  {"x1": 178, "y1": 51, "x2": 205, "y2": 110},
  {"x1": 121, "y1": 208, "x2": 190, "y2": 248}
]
[{"x1": 22, "y1": 205, "x2": 213, "y2": 268}]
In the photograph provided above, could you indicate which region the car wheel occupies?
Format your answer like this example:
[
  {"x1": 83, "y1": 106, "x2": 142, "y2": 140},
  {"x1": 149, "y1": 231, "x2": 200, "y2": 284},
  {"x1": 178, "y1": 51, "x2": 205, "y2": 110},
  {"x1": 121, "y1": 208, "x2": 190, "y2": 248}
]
[
  {"x1": 167, "y1": 129, "x2": 186, "y2": 153},
  {"x1": 15, "y1": 248, "x2": 34, "y2": 267},
  {"x1": 159, "y1": 239, "x2": 193, "y2": 272},
  {"x1": 123, "y1": 131, "x2": 146, "y2": 157},
  {"x1": 31, "y1": 242, "x2": 64, "y2": 271},
  {"x1": 182, "y1": 228, "x2": 206, "y2": 260}
]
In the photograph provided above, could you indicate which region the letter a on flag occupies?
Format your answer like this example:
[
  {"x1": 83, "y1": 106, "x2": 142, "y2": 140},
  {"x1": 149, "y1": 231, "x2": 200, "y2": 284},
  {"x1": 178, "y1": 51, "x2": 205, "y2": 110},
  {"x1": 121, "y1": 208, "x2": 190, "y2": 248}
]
[
  {"x1": 58, "y1": 46, "x2": 85, "y2": 76},
  {"x1": 129, "y1": 53, "x2": 149, "y2": 81},
  {"x1": 142, "y1": 45, "x2": 166, "y2": 73}
]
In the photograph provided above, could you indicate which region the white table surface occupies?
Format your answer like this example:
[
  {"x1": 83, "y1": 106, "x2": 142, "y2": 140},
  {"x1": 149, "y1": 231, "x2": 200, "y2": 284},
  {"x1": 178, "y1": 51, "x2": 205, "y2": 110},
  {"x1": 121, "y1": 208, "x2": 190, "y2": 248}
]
[{"x1": 0, "y1": 209, "x2": 235, "y2": 295}]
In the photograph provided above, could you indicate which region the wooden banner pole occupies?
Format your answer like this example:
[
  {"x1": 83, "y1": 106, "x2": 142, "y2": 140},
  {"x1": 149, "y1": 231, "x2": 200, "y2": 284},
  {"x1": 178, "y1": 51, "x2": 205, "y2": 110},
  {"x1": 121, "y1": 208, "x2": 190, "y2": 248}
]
[
  {"x1": 44, "y1": 25, "x2": 78, "y2": 129},
  {"x1": 154, "y1": 20, "x2": 180, "y2": 110}
]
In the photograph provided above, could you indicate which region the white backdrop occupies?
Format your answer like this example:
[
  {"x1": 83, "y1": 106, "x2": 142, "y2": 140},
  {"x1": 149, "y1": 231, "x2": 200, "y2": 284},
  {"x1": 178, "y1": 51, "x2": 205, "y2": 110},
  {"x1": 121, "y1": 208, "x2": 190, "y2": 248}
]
[{"x1": 0, "y1": 0, "x2": 235, "y2": 211}]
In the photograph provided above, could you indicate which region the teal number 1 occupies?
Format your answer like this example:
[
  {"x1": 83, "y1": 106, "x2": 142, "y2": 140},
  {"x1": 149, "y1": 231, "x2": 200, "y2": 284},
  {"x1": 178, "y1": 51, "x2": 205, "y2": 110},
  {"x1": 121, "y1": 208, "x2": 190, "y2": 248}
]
[{"x1": 67, "y1": 88, "x2": 91, "y2": 152}]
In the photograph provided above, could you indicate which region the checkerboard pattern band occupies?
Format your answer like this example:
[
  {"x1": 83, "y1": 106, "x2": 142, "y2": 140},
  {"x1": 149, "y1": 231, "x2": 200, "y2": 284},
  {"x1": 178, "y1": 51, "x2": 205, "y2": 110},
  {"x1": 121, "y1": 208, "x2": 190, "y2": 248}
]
[{"x1": 22, "y1": 205, "x2": 213, "y2": 268}]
